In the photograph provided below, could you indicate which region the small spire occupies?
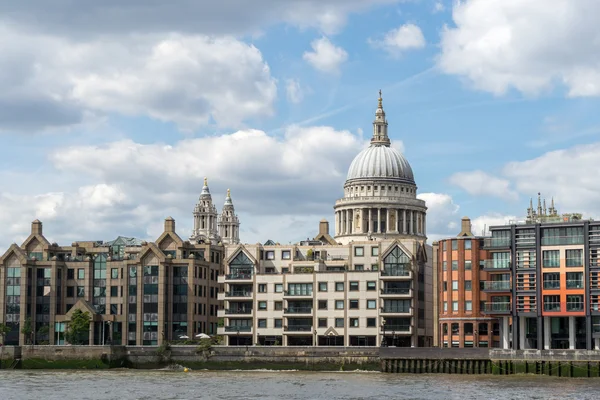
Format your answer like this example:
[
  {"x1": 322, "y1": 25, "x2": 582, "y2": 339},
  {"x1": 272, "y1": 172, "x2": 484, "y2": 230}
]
[
  {"x1": 224, "y1": 189, "x2": 233, "y2": 206},
  {"x1": 378, "y1": 89, "x2": 383, "y2": 109},
  {"x1": 204, "y1": 177, "x2": 208, "y2": 187},
  {"x1": 227, "y1": 188, "x2": 230, "y2": 197}
]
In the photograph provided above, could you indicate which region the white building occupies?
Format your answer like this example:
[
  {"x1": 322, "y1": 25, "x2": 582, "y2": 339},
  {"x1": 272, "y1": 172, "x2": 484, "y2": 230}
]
[{"x1": 216, "y1": 93, "x2": 433, "y2": 346}]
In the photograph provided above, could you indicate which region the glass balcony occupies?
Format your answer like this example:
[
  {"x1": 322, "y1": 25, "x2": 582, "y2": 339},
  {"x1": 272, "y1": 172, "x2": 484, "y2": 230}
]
[
  {"x1": 484, "y1": 237, "x2": 511, "y2": 248},
  {"x1": 543, "y1": 280, "x2": 560, "y2": 290},
  {"x1": 225, "y1": 273, "x2": 253, "y2": 280},
  {"x1": 225, "y1": 291, "x2": 252, "y2": 297},
  {"x1": 285, "y1": 325, "x2": 313, "y2": 332},
  {"x1": 381, "y1": 287, "x2": 411, "y2": 295},
  {"x1": 381, "y1": 268, "x2": 410, "y2": 277},
  {"x1": 543, "y1": 302, "x2": 561, "y2": 312},
  {"x1": 566, "y1": 279, "x2": 584, "y2": 289},
  {"x1": 284, "y1": 307, "x2": 313, "y2": 314},
  {"x1": 541, "y1": 236, "x2": 584, "y2": 246},
  {"x1": 566, "y1": 302, "x2": 584, "y2": 312},
  {"x1": 380, "y1": 306, "x2": 411, "y2": 314},
  {"x1": 483, "y1": 302, "x2": 511, "y2": 313},
  {"x1": 225, "y1": 326, "x2": 251, "y2": 332},
  {"x1": 483, "y1": 260, "x2": 511, "y2": 270},
  {"x1": 382, "y1": 325, "x2": 411, "y2": 333},
  {"x1": 225, "y1": 308, "x2": 253, "y2": 315},
  {"x1": 482, "y1": 281, "x2": 511, "y2": 291},
  {"x1": 283, "y1": 290, "x2": 313, "y2": 297}
]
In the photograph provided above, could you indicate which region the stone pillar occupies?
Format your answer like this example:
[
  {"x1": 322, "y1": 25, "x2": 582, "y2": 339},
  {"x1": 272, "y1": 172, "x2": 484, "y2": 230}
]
[
  {"x1": 386, "y1": 209, "x2": 390, "y2": 234},
  {"x1": 501, "y1": 316, "x2": 510, "y2": 349},
  {"x1": 569, "y1": 316, "x2": 575, "y2": 349},
  {"x1": 368, "y1": 209, "x2": 373, "y2": 233},
  {"x1": 519, "y1": 316, "x2": 527, "y2": 349},
  {"x1": 423, "y1": 213, "x2": 427, "y2": 236},
  {"x1": 544, "y1": 317, "x2": 551, "y2": 349},
  {"x1": 334, "y1": 212, "x2": 338, "y2": 236},
  {"x1": 595, "y1": 338, "x2": 600, "y2": 350},
  {"x1": 377, "y1": 208, "x2": 381, "y2": 233},
  {"x1": 345, "y1": 210, "x2": 349, "y2": 234},
  {"x1": 402, "y1": 209, "x2": 407, "y2": 234}
]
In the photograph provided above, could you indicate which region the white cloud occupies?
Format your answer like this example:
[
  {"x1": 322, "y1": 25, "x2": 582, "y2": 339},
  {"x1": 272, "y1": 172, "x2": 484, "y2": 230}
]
[
  {"x1": 417, "y1": 192, "x2": 460, "y2": 240},
  {"x1": 433, "y1": 2, "x2": 445, "y2": 13},
  {"x1": 370, "y1": 23, "x2": 426, "y2": 56},
  {"x1": 0, "y1": 26, "x2": 277, "y2": 132},
  {"x1": 449, "y1": 170, "x2": 518, "y2": 201},
  {"x1": 438, "y1": 0, "x2": 600, "y2": 97},
  {"x1": 0, "y1": 126, "x2": 368, "y2": 249},
  {"x1": 470, "y1": 213, "x2": 518, "y2": 237},
  {"x1": 303, "y1": 37, "x2": 348, "y2": 73},
  {"x1": 285, "y1": 79, "x2": 304, "y2": 104}
]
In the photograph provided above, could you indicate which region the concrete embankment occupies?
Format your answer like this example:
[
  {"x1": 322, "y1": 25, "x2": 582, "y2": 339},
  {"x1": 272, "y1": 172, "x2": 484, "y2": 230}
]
[{"x1": 4, "y1": 345, "x2": 600, "y2": 376}]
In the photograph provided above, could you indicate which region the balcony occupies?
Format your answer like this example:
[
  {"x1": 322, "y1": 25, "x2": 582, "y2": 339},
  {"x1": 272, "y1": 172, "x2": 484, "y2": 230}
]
[
  {"x1": 381, "y1": 287, "x2": 411, "y2": 295},
  {"x1": 225, "y1": 308, "x2": 253, "y2": 315},
  {"x1": 380, "y1": 307, "x2": 412, "y2": 315},
  {"x1": 283, "y1": 290, "x2": 313, "y2": 297},
  {"x1": 284, "y1": 307, "x2": 313, "y2": 315},
  {"x1": 566, "y1": 302, "x2": 584, "y2": 312},
  {"x1": 381, "y1": 325, "x2": 411, "y2": 333},
  {"x1": 543, "y1": 302, "x2": 561, "y2": 312},
  {"x1": 225, "y1": 291, "x2": 253, "y2": 297},
  {"x1": 381, "y1": 269, "x2": 411, "y2": 278},
  {"x1": 482, "y1": 281, "x2": 511, "y2": 291},
  {"x1": 566, "y1": 279, "x2": 584, "y2": 289},
  {"x1": 483, "y1": 260, "x2": 511, "y2": 271},
  {"x1": 224, "y1": 326, "x2": 252, "y2": 333},
  {"x1": 482, "y1": 302, "x2": 511, "y2": 314},
  {"x1": 284, "y1": 325, "x2": 313, "y2": 332},
  {"x1": 225, "y1": 273, "x2": 253, "y2": 280},
  {"x1": 541, "y1": 236, "x2": 584, "y2": 246},
  {"x1": 543, "y1": 280, "x2": 560, "y2": 290},
  {"x1": 484, "y1": 237, "x2": 511, "y2": 249}
]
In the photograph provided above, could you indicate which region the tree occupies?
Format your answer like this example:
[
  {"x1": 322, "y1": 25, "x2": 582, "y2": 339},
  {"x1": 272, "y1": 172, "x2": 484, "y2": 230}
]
[
  {"x1": 0, "y1": 323, "x2": 11, "y2": 369},
  {"x1": 65, "y1": 310, "x2": 91, "y2": 345},
  {"x1": 21, "y1": 317, "x2": 33, "y2": 345}
]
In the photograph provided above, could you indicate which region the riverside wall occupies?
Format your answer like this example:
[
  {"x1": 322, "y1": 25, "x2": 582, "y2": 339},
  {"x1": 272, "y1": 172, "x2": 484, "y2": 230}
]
[{"x1": 4, "y1": 345, "x2": 600, "y2": 376}]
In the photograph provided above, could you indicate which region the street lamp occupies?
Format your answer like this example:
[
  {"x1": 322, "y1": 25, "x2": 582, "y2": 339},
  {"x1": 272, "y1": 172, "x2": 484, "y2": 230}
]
[
  {"x1": 381, "y1": 319, "x2": 387, "y2": 347},
  {"x1": 313, "y1": 329, "x2": 317, "y2": 347},
  {"x1": 474, "y1": 330, "x2": 478, "y2": 348}
]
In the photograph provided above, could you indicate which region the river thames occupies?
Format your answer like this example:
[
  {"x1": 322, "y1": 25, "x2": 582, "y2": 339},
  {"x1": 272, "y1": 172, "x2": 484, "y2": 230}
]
[{"x1": 1, "y1": 370, "x2": 600, "y2": 399}]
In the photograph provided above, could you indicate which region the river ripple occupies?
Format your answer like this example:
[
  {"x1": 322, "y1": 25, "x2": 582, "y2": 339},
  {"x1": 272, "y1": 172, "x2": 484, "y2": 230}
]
[{"x1": 1, "y1": 370, "x2": 600, "y2": 400}]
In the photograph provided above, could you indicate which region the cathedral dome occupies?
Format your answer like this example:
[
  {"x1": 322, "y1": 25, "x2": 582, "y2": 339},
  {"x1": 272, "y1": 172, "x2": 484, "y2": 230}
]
[{"x1": 346, "y1": 145, "x2": 414, "y2": 184}]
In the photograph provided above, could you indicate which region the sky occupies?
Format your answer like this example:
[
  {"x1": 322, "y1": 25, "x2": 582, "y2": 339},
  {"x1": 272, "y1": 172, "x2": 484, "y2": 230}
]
[{"x1": 2, "y1": 0, "x2": 600, "y2": 249}]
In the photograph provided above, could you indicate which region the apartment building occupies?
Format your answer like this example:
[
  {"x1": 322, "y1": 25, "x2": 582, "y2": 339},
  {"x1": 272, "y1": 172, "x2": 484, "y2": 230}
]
[{"x1": 483, "y1": 195, "x2": 600, "y2": 350}]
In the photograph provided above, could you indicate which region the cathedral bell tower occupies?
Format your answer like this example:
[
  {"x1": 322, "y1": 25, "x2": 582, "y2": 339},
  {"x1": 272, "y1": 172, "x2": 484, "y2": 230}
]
[
  {"x1": 218, "y1": 189, "x2": 241, "y2": 245},
  {"x1": 190, "y1": 177, "x2": 220, "y2": 244}
]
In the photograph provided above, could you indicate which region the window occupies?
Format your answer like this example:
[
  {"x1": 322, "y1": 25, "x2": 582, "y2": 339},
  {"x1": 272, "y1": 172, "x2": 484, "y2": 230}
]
[
  {"x1": 452, "y1": 240, "x2": 458, "y2": 250},
  {"x1": 274, "y1": 301, "x2": 283, "y2": 311},
  {"x1": 465, "y1": 240, "x2": 472, "y2": 250},
  {"x1": 443, "y1": 241, "x2": 447, "y2": 251},
  {"x1": 335, "y1": 282, "x2": 344, "y2": 292},
  {"x1": 566, "y1": 249, "x2": 583, "y2": 267},
  {"x1": 443, "y1": 281, "x2": 447, "y2": 291},
  {"x1": 349, "y1": 299, "x2": 359, "y2": 309},
  {"x1": 367, "y1": 299, "x2": 376, "y2": 309},
  {"x1": 371, "y1": 264, "x2": 379, "y2": 271},
  {"x1": 371, "y1": 247, "x2": 379, "y2": 256},
  {"x1": 318, "y1": 318, "x2": 327, "y2": 328},
  {"x1": 442, "y1": 261, "x2": 447, "y2": 271},
  {"x1": 452, "y1": 301, "x2": 458, "y2": 312},
  {"x1": 275, "y1": 284, "x2": 283, "y2": 293},
  {"x1": 111, "y1": 268, "x2": 119, "y2": 279},
  {"x1": 287, "y1": 283, "x2": 312, "y2": 296},
  {"x1": 335, "y1": 318, "x2": 344, "y2": 328},
  {"x1": 349, "y1": 281, "x2": 359, "y2": 291},
  {"x1": 367, "y1": 318, "x2": 376, "y2": 327},
  {"x1": 110, "y1": 286, "x2": 118, "y2": 297},
  {"x1": 66, "y1": 286, "x2": 74, "y2": 297},
  {"x1": 335, "y1": 300, "x2": 344, "y2": 310},
  {"x1": 543, "y1": 272, "x2": 560, "y2": 289},
  {"x1": 349, "y1": 318, "x2": 359, "y2": 328},
  {"x1": 258, "y1": 319, "x2": 267, "y2": 328},
  {"x1": 354, "y1": 264, "x2": 364, "y2": 271},
  {"x1": 77, "y1": 269, "x2": 85, "y2": 279},
  {"x1": 110, "y1": 304, "x2": 118, "y2": 315},
  {"x1": 265, "y1": 251, "x2": 275, "y2": 260},
  {"x1": 258, "y1": 284, "x2": 267, "y2": 293},
  {"x1": 366, "y1": 281, "x2": 376, "y2": 291},
  {"x1": 567, "y1": 272, "x2": 583, "y2": 289},
  {"x1": 567, "y1": 295, "x2": 584, "y2": 311},
  {"x1": 452, "y1": 281, "x2": 458, "y2": 291},
  {"x1": 354, "y1": 247, "x2": 364, "y2": 257},
  {"x1": 464, "y1": 323, "x2": 473, "y2": 335},
  {"x1": 274, "y1": 319, "x2": 283, "y2": 328},
  {"x1": 67, "y1": 269, "x2": 74, "y2": 280},
  {"x1": 451, "y1": 261, "x2": 458, "y2": 270},
  {"x1": 543, "y1": 250, "x2": 560, "y2": 268},
  {"x1": 465, "y1": 280, "x2": 472, "y2": 291},
  {"x1": 443, "y1": 301, "x2": 448, "y2": 312},
  {"x1": 318, "y1": 300, "x2": 328, "y2": 310},
  {"x1": 281, "y1": 250, "x2": 291, "y2": 260},
  {"x1": 318, "y1": 282, "x2": 328, "y2": 292},
  {"x1": 258, "y1": 301, "x2": 267, "y2": 310},
  {"x1": 77, "y1": 286, "x2": 85, "y2": 297},
  {"x1": 465, "y1": 260, "x2": 472, "y2": 270},
  {"x1": 543, "y1": 295, "x2": 560, "y2": 312},
  {"x1": 465, "y1": 301, "x2": 472, "y2": 312}
]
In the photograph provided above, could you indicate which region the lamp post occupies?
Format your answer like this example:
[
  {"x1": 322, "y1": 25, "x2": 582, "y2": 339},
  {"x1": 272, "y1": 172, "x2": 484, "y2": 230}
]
[
  {"x1": 313, "y1": 329, "x2": 317, "y2": 347},
  {"x1": 392, "y1": 331, "x2": 396, "y2": 347},
  {"x1": 381, "y1": 319, "x2": 387, "y2": 347},
  {"x1": 474, "y1": 330, "x2": 478, "y2": 348}
]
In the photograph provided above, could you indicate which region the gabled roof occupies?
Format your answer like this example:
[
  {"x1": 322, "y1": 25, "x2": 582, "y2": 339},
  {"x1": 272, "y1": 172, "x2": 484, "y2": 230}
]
[
  {"x1": 381, "y1": 239, "x2": 415, "y2": 261},
  {"x1": 324, "y1": 327, "x2": 340, "y2": 336},
  {"x1": 155, "y1": 230, "x2": 184, "y2": 250},
  {"x1": 65, "y1": 299, "x2": 97, "y2": 318},
  {"x1": 264, "y1": 239, "x2": 276, "y2": 246},
  {"x1": 226, "y1": 244, "x2": 258, "y2": 265},
  {"x1": 104, "y1": 236, "x2": 144, "y2": 247},
  {"x1": 20, "y1": 232, "x2": 51, "y2": 251},
  {"x1": 313, "y1": 232, "x2": 337, "y2": 246},
  {"x1": 0, "y1": 244, "x2": 28, "y2": 264},
  {"x1": 137, "y1": 242, "x2": 167, "y2": 264}
]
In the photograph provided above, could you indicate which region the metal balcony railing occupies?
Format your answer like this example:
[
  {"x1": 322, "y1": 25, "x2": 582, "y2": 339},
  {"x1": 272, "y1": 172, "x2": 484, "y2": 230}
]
[
  {"x1": 484, "y1": 260, "x2": 511, "y2": 270},
  {"x1": 283, "y1": 290, "x2": 313, "y2": 296},
  {"x1": 225, "y1": 326, "x2": 252, "y2": 332},
  {"x1": 566, "y1": 302, "x2": 584, "y2": 312},
  {"x1": 225, "y1": 273, "x2": 252, "y2": 280},
  {"x1": 381, "y1": 269, "x2": 411, "y2": 277},
  {"x1": 381, "y1": 287, "x2": 411, "y2": 295},
  {"x1": 285, "y1": 325, "x2": 313, "y2": 332},
  {"x1": 225, "y1": 308, "x2": 253, "y2": 315},
  {"x1": 541, "y1": 236, "x2": 584, "y2": 246},
  {"x1": 284, "y1": 307, "x2": 313, "y2": 314},
  {"x1": 566, "y1": 280, "x2": 584, "y2": 289},
  {"x1": 482, "y1": 281, "x2": 511, "y2": 291},
  {"x1": 225, "y1": 291, "x2": 252, "y2": 297},
  {"x1": 483, "y1": 302, "x2": 511, "y2": 313},
  {"x1": 543, "y1": 281, "x2": 560, "y2": 290},
  {"x1": 382, "y1": 325, "x2": 411, "y2": 333},
  {"x1": 543, "y1": 302, "x2": 561, "y2": 312},
  {"x1": 484, "y1": 238, "x2": 511, "y2": 248},
  {"x1": 380, "y1": 307, "x2": 411, "y2": 314}
]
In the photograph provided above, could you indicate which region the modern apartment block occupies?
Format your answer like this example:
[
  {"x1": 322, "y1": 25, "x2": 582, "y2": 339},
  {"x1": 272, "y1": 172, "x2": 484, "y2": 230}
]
[
  {"x1": 0, "y1": 218, "x2": 222, "y2": 346},
  {"x1": 434, "y1": 217, "x2": 500, "y2": 348},
  {"x1": 483, "y1": 195, "x2": 600, "y2": 350}
]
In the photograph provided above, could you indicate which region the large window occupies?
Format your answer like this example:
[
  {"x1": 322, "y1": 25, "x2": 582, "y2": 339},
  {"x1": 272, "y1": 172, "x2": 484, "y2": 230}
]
[
  {"x1": 543, "y1": 272, "x2": 560, "y2": 289},
  {"x1": 287, "y1": 283, "x2": 313, "y2": 296},
  {"x1": 542, "y1": 227, "x2": 584, "y2": 246},
  {"x1": 382, "y1": 247, "x2": 411, "y2": 276},
  {"x1": 566, "y1": 249, "x2": 583, "y2": 267},
  {"x1": 543, "y1": 250, "x2": 560, "y2": 268},
  {"x1": 229, "y1": 252, "x2": 254, "y2": 278}
]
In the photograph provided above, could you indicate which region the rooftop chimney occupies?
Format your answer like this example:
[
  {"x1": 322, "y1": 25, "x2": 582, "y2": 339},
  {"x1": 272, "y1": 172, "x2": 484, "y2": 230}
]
[
  {"x1": 319, "y1": 219, "x2": 329, "y2": 236},
  {"x1": 164, "y1": 217, "x2": 175, "y2": 233},
  {"x1": 32, "y1": 219, "x2": 43, "y2": 235},
  {"x1": 458, "y1": 216, "x2": 473, "y2": 237}
]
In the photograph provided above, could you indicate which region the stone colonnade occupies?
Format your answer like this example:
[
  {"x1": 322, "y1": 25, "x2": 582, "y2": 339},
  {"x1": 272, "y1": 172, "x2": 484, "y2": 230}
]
[{"x1": 334, "y1": 208, "x2": 426, "y2": 236}]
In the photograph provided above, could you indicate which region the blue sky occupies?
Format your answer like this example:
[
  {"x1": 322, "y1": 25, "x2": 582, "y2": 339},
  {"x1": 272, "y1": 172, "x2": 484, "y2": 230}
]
[{"x1": 1, "y1": 0, "x2": 600, "y2": 248}]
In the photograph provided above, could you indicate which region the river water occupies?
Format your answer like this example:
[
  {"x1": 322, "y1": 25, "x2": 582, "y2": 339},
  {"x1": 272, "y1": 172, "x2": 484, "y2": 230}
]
[{"x1": 1, "y1": 370, "x2": 600, "y2": 399}]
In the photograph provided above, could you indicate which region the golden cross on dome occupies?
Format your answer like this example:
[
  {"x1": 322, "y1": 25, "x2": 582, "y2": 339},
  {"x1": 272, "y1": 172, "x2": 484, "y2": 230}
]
[
  {"x1": 204, "y1": 177, "x2": 208, "y2": 186},
  {"x1": 378, "y1": 90, "x2": 383, "y2": 108}
]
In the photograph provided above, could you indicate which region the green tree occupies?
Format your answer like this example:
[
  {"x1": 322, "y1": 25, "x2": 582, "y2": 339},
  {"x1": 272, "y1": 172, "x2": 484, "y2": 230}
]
[
  {"x1": 65, "y1": 310, "x2": 91, "y2": 345},
  {"x1": 0, "y1": 323, "x2": 11, "y2": 369},
  {"x1": 21, "y1": 317, "x2": 33, "y2": 345}
]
